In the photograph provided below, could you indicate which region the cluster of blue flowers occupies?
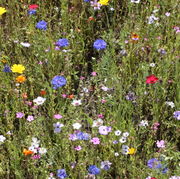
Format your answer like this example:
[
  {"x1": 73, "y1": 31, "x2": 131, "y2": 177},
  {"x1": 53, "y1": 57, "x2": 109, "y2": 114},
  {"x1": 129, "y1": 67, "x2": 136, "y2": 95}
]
[
  {"x1": 36, "y1": 20, "x2": 47, "y2": 30},
  {"x1": 51, "y1": 76, "x2": 67, "y2": 89}
]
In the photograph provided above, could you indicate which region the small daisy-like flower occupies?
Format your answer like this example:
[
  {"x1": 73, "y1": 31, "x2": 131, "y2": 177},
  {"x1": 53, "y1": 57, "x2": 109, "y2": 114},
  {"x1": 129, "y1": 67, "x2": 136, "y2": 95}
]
[
  {"x1": 165, "y1": 101, "x2": 175, "y2": 108},
  {"x1": 0, "y1": 135, "x2": 6, "y2": 142},
  {"x1": 119, "y1": 137, "x2": 126, "y2": 144},
  {"x1": 114, "y1": 130, "x2": 121, "y2": 136},
  {"x1": 71, "y1": 99, "x2": 82, "y2": 106},
  {"x1": 39, "y1": 147, "x2": 47, "y2": 154},
  {"x1": 122, "y1": 132, "x2": 129, "y2": 137},
  {"x1": 139, "y1": 120, "x2": 148, "y2": 127},
  {"x1": 119, "y1": 137, "x2": 127, "y2": 143},
  {"x1": 33, "y1": 96, "x2": 46, "y2": 105},
  {"x1": 72, "y1": 123, "x2": 82, "y2": 129}
]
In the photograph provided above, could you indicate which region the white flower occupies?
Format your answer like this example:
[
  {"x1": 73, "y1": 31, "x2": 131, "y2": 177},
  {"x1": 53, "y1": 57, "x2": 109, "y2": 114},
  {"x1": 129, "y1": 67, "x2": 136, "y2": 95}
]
[
  {"x1": 92, "y1": 118, "x2": 103, "y2": 127},
  {"x1": 20, "y1": 42, "x2": 31, "y2": 47},
  {"x1": 72, "y1": 123, "x2": 82, "y2": 129},
  {"x1": 31, "y1": 137, "x2": 40, "y2": 148},
  {"x1": 114, "y1": 152, "x2": 119, "y2": 156},
  {"x1": 165, "y1": 12, "x2": 170, "y2": 17},
  {"x1": 33, "y1": 96, "x2": 46, "y2": 105},
  {"x1": 119, "y1": 137, "x2": 127, "y2": 143},
  {"x1": 131, "y1": 0, "x2": 140, "y2": 3},
  {"x1": 148, "y1": 14, "x2": 159, "y2": 24},
  {"x1": 28, "y1": 146, "x2": 38, "y2": 153},
  {"x1": 39, "y1": 147, "x2": 47, "y2": 154},
  {"x1": 122, "y1": 132, "x2": 129, "y2": 137},
  {"x1": 71, "y1": 99, "x2": 82, "y2": 106},
  {"x1": 114, "y1": 130, "x2": 121, "y2": 136},
  {"x1": 101, "y1": 86, "x2": 109, "y2": 91},
  {"x1": 121, "y1": 145, "x2": 129, "y2": 155},
  {"x1": 139, "y1": 120, "x2": 148, "y2": 127},
  {"x1": 149, "y1": 63, "x2": 156, "y2": 67},
  {"x1": 82, "y1": 88, "x2": 89, "y2": 93},
  {"x1": 165, "y1": 101, "x2": 175, "y2": 108},
  {"x1": 0, "y1": 135, "x2": 6, "y2": 142}
]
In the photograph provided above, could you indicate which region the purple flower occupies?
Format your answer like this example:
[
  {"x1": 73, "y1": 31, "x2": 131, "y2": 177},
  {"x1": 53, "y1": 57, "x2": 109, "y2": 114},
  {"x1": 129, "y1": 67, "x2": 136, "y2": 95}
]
[
  {"x1": 36, "y1": 20, "x2": 47, "y2": 30},
  {"x1": 27, "y1": 115, "x2": 34, "y2": 122},
  {"x1": 51, "y1": 76, "x2": 66, "y2": 89},
  {"x1": 91, "y1": 137, "x2": 100, "y2": 144},
  {"x1": 156, "y1": 140, "x2": 165, "y2": 148},
  {"x1": 3, "y1": 65, "x2": 11, "y2": 72},
  {"x1": 147, "y1": 158, "x2": 162, "y2": 169},
  {"x1": 56, "y1": 38, "x2": 69, "y2": 47},
  {"x1": 173, "y1": 111, "x2": 180, "y2": 120},
  {"x1": 16, "y1": 112, "x2": 25, "y2": 118},
  {"x1": 90, "y1": 0, "x2": 101, "y2": 10},
  {"x1": 88, "y1": 165, "x2": 100, "y2": 175},
  {"x1": 93, "y1": 39, "x2": 107, "y2": 50},
  {"x1": 100, "y1": 161, "x2": 112, "y2": 170},
  {"x1": 99, "y1": 126, "x2": 111, "y2": 135},
  {"x1": 57, "y1": 169, "x2": 67, "y2": 179},
  {"x1": 28, "y1": 9, "x2": 36, "y2": 15}
]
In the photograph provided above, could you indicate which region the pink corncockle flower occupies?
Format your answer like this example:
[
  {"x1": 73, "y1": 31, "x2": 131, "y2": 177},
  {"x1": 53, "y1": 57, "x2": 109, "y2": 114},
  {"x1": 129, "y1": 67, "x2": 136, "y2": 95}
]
[
  {"x1": 91, "y1": 71, "x2": 97, "y2": 76},
  {"x1": 74, "y1": 145, "x2": 82, "y2": 151},
  {"x1": 101, "y1": 99, "x2": 106, "y2": 103},
  {"x1": 97, "y1": 114, "x2": 104, "y2": 119},
  {"x1": 62, "y1": 94, "x2": 67, "y2": 98},
  {"x1": 16, "y1": 112, "x2": 25, "y2": 118},
  {"x1": 53, "y1": 114, "x2": 62, "y2": 119},
  {"x1": 80, "y1": 76, "x2": 85, "y2": 80},
  {"x1": 152, "y1": 122, "x2": 160, "y2": 130},
  {"x1": 27, "y1": 115, "x2": 34, "y2": 122},
  {"x1": 91, "y1": 137, "x2": 100, "y2": 144},
  {"x1": 31, "y1": 154, "x2": 41, "y2": 159},
  {"x1": 156, "y1": 140, "x2": 165, "y2": 148},
  {"x1": 125, "y1": 40, "x2": 129, "y2": 44},
  {"x1": 38, "y1": 61, "x2": 43, "y2": 65},
  {"x1": 165, "y1": 12, "x2": 170, "y2": 16}
]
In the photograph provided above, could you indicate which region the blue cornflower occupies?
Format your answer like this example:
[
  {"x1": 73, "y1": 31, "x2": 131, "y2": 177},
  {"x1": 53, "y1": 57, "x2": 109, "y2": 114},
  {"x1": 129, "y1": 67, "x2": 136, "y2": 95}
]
[
  {"x1": 36, "y1": 20, "x2": 47, "y2": 30},
  {"x1": 76, "y1": 131, "x2": 90, "y2": 140},
  {"x1": 3, "y1": 65, "x2": 11, "y2": 72},
  {"x1": 84, "y1": 0, "x2": 90, "y2": 2},
  {"x1": 57, "y1": 169, "x2": 67, "y2": 179},
  {"x1": 56, "y1": 38, "x2": 69, "y2": 47},
  {"x1": 93, "y1": 39, "x2": 107, "y2": 50},
  {"x1": 147, "y1": 158, "x2": 162, "y2": 169},
  {"x1": 88, "y1": 165, "x2": 101, "y2": 175},
  {"x1": 51, "y1": 76, "x2": 66, "y2": 89},
  {"x1": 28, "y1": 9, "x2": 36, "y2": 15}
]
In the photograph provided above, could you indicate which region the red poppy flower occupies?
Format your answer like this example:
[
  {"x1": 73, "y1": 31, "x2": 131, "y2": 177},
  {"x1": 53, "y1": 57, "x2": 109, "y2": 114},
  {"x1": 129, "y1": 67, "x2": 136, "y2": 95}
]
[
  {"x1": 29, "y1": 4, "x2": 39, "y2": 9},
  {"x1": 146, "y1": 75, "x2": 159, "y2": 84},
  {"x1": 151, "y1": 178, "x2": 157, "y2": 179},
  {"x1": 40, "y1": 90, "x2": 46, "y2": 96}
]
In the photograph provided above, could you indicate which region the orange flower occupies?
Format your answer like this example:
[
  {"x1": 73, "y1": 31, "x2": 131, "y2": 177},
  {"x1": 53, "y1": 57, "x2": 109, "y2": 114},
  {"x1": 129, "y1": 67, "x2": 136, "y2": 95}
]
[
  {"x1": 40, "y1": 90, "x2": 46, "y2": 96},
  {"x1": 131, "y1": 33, "x2": 140, "y2": 41},
  {"x1": 68, "y1": 94, "x2": 74, "y2": 99},
  {"x1": 23, "y1": 149, "x2": 34, "y2": 156},
  {"x1": 16, "y1": 75, "x2": 26, "y2": 83},
  {"x1": 22, "y1": 93, "x2": 28, "y2": 99},
  {"x1": 88, "y1": 16, "x2": 95, "y2": 22}
]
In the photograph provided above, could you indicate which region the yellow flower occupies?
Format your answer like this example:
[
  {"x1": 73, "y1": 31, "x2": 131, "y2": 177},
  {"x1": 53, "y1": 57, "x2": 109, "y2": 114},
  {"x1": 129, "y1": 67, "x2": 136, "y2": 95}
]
[
  {"x1": 128, "y1": 148, "x2": 136, "y2": 155},
  {"x1": 98, "y1": 0, "x2": 110, "y2": 5},
  {"x1": 16, "y1": 75, "x2": 26, "y2": 83},
  {"x1": 0, "y1": 7, "x2": 7, "y2": 16},
  {"x1": 11, "y1": 64, "x2": 25, "y2": 74}
]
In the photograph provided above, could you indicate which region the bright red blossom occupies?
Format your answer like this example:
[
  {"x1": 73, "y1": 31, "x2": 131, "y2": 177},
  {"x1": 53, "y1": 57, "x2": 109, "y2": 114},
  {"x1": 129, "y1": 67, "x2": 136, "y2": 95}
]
[
  {"x1": 146, "y1": 75, "x2": 159, "y2": 84},
  {"x1": 29, "y1": 4, "x2": 39, "y2": 9}
]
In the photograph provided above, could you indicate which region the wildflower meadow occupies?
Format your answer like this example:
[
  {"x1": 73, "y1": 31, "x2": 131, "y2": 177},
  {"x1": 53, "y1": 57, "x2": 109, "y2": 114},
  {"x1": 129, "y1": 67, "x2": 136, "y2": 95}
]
[{"x1": 0, "y1": 0, "x2": 179, "y2": 178}]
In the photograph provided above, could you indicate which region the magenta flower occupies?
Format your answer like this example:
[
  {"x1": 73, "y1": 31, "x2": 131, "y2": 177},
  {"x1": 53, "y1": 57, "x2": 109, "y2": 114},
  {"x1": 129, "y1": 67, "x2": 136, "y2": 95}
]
[
  {"x1": 91, "y1": 137, "x2": 100, "y2": 144},
  {"x1": 156, "y1": 140, "x2": 165, "y2": 148},
  {"x1": 53, "y1": 114, "x2": 63, "y2": 119},
  {"x1": 16, "y1": 112, "x2": 24, "y2": 118},
  {"x1": 74, "y1": 145, "x2": 82, "y2": 151},
  {"x1": 27, "y1": 115, "x2": 34, "y2": 122}
]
